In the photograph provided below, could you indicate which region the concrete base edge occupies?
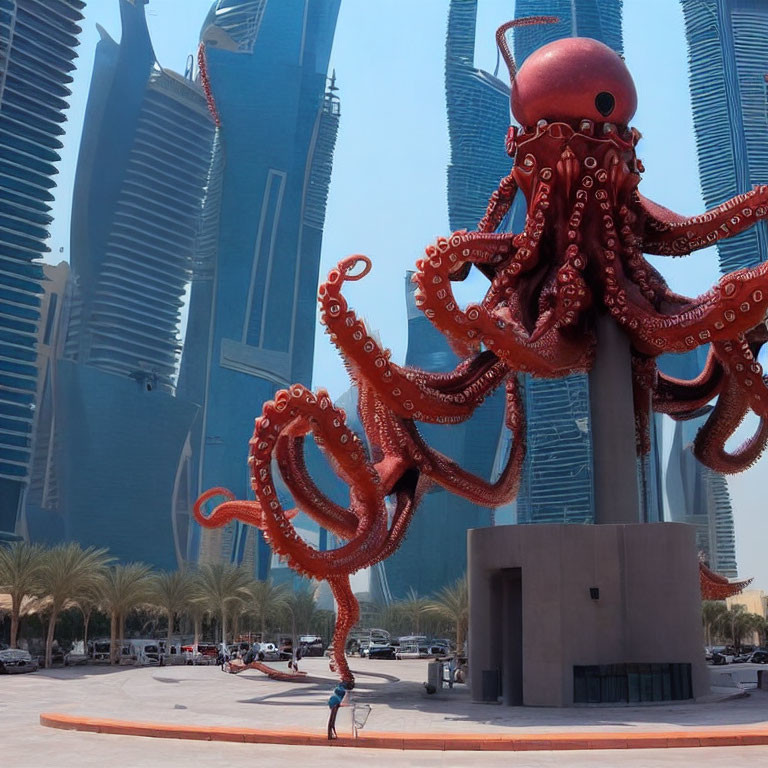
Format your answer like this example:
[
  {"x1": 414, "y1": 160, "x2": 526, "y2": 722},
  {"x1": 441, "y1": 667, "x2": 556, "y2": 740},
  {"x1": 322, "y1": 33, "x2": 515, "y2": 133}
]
[{"x1": 39, "y1": 713, "x2": 768, "y2": 751}]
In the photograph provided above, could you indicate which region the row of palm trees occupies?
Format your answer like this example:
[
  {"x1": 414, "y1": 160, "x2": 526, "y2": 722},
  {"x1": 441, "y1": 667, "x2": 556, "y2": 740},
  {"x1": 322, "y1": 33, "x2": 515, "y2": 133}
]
[
  {"x1": 1, "y1": 542, "x2": 471, "y2": 666},
  {"x1": 372, "y1": 580, "x2": 469, "y2": 651},
  {"x1": 702, "y1": 600, "x2": 768, "y2": 649},
  {"x1": 0, "y1": 542, "x2": 319, "y2": 668}
]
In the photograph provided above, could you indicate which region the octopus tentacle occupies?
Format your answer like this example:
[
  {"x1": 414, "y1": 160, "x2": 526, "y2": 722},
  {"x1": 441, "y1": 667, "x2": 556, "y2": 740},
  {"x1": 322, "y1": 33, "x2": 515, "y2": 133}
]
[
  {"x1": 250, "y1": 386, "x2": 388, "y2": 576},
  {"x1": 692, "y1": 385, "x2": 768, "y2": 473},
  {"x1": 319, "y1": 256, "x2": 502, "y2": 423},
  {"x1": 414, "y1": 230, "x2": 593, "y2": 376},
  {"x1": 712, "y1": 335, "x2": 768, "y2": 420},
  {"x1": 402, "y1": 378, "x2": 526, "y2": 507},
  {"x1": 194, "y1": 487, "x2": 269, "y2": 530},
  {"x1": 357, "y1": 381, "x2": 423, "y2": 494},
  {"x1": 327, "y1": 576, "x2": 358, "y2": 685},
  {"x1": 637, "y1": 186, "x2": 768, "y2": 256},
  {"x1": 478, "y1": 171, "x2": 519, "y2": 235},
  {"x1": 653, "y1": 347, "x2": 724, "y2": 416},
  {"x1": 275, "y1": 433, "x2": 359, "y2": 540},
  {"x1": 598, "y1": 209, "x2": 768, "y2": 355},
  {"x1": 478, "y1": 174, "x2": 556, "y2": 315},
  {"x1": 548, "y1": 189, "x2": 593, "y2": 329}
]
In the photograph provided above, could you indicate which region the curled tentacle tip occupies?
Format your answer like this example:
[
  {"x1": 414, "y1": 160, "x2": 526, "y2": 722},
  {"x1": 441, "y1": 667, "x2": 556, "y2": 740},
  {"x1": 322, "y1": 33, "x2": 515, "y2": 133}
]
[
  {"x1": 193, "y1": 487, "x2": 235, "y2": 525},
  {"x1": 338, "y1": 255, "x2": 372, "y2": 282}
]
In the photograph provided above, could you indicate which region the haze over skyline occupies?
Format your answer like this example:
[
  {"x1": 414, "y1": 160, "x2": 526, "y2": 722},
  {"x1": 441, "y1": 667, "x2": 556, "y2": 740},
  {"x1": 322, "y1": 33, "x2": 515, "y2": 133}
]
[{"x1": 43, "y1": 1, "x2": 766, "y2": 590}]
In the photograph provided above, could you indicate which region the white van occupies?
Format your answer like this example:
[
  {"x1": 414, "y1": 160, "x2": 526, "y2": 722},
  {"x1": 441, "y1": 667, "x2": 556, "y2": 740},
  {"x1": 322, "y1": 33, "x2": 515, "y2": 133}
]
[{"x1": 128, "y1": 640, "x2": 161, "y2": 665}]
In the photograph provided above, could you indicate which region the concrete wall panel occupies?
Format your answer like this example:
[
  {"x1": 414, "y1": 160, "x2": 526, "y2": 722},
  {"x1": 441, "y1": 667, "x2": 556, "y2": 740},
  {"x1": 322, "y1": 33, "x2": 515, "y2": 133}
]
[{"x1": 469, "y1": 523, "x2": 708, "y2": 706}]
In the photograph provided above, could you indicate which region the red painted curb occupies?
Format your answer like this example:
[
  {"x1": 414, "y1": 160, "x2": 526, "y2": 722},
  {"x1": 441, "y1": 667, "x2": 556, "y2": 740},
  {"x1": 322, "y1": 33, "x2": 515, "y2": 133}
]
[{"x1": 39, "y1": 713, "x2": 768, "y2": 752}]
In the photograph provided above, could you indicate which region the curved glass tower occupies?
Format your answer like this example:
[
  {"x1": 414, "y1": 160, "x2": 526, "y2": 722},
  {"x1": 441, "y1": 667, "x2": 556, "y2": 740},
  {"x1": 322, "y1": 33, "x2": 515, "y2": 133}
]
[
  {"x1": 178, "y1": 0, "x2": 341, "y2": 571},
  {"x1": 0, "y1": 0, "x2": 85, "y2": 538},
  {"x1": 47, "y1": 0, "x2": 217, "y2": 567},
  {"x1": 681, "y1": 0, "x2": 768, "y2": 274}
]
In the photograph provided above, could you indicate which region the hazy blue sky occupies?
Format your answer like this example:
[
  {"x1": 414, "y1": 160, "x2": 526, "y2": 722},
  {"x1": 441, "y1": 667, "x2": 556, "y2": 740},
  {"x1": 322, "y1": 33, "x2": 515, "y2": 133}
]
[{"x1": 45, "y1": 1, "x2": 766, "y2": 590}]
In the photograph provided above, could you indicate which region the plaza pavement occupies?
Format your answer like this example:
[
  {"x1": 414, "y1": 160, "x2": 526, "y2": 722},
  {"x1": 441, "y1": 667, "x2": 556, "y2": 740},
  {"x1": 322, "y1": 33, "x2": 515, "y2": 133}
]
[{"x1": 3, "y1": 657, "x2": 768, "y2": 766}]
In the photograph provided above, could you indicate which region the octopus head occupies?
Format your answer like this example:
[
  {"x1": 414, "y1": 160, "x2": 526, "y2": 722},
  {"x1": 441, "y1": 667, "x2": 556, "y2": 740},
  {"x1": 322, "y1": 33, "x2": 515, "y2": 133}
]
[
  {"x1": 497, "y1": 19, "x2": 637, "y2": 131},
  {"x1": 511, "y1": 38, "x2": 637, "y2": 129}
]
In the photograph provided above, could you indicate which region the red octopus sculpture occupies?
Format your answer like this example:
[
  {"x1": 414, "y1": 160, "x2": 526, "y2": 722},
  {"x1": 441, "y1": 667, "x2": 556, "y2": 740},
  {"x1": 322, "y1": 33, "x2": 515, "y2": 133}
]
[{"x1": 195, "y1": 18, "x2": 768, "y2": 685}]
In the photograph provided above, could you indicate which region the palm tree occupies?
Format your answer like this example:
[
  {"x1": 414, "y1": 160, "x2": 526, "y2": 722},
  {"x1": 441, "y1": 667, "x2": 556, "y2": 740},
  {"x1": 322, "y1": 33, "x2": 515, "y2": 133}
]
[
  {"x1": 0, "y1": 542, "x2": 44, "y2": 648},
  {"x1": 250, "y1": 579, "x2": 289, "y2": 641},
  {"x1": 283, "y1": 584, "x2": 318, "y2": 652},
  {"x1": 36, "y1": 544, "x2": 111, "y2": 667},
  {"x1": 722, "y1": 604, "x2": 763, "y2": 650},
  {"x1": 99, "y1": 564, "x2": 153, "y2": 664},
  {"x1": 76, "y1": 588, "x2": 102, "y2": 652},
  {"x1": 186, "y1": 590, "x2": 207, "y2": 654},
  {"x1": 398, "y1": 587, "x2": 432, "y2": 636},
  {"x1": 702, "y1": 600, "x2": 728, "y2": 646},
  {"x1": 149, "y1": 570, "x2": 193, "y2": 652},
  {"x1": 196, "y1": 563, "x2": 253, "y2": 645},
  {"x1": 425, "y1": 576, "x2": 468, "y2": 652},
  {"x1": 755, "y1": 616, "x2": 768, "y2": 648}
]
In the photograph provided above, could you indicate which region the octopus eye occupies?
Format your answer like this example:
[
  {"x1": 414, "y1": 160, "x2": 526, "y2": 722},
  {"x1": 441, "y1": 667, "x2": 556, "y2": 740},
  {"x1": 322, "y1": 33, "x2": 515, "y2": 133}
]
[{"x1": 595, "y1": 91, "x2": 615, "y2": 117}]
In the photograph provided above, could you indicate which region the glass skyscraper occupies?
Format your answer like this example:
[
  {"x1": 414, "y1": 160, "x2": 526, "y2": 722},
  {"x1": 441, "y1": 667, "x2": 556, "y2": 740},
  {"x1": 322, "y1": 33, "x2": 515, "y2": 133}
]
[
  {"x1": 673, "y1": 0, "x2": 768, "y2": 575},
  {"x1": 0, "y1": 0, "x2": 85, "y2": 541},
  {"x1": 179, "y1": 0, "x2": 341, "y2": 572},
  {"x1": 681, "y1": 0, "x2": 768, "y2": 274},
  {"x1": 45, "y1": 0, "x2": 217, "y2": 568},
  {"x1": 22, "y1": 261, "x2": 69, "y2": 542}
]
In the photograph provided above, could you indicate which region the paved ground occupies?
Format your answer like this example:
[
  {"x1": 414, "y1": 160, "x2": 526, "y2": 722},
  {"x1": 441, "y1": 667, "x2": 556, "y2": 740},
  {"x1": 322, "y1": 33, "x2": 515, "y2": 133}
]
[{"x1": 3, "y1": 657, "x2": 768, "y2": 767}]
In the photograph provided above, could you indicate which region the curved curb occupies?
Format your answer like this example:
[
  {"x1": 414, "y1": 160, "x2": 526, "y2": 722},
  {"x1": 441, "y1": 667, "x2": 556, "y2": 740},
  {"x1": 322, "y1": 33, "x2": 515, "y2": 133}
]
[{"x1": 40, "y1": 713, "x2": 768, "y2": 751}]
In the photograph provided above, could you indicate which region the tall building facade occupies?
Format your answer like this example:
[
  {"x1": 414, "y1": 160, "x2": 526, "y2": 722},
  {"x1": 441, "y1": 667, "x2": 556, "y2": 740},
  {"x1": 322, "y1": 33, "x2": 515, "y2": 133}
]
[
  {"x1": 0, "y1": 0, "x2": 85, "y2": 541},
  {"x1": 660, "y1": 349, "x2": 738, "y2": 576},
  {"x1": 677, "y1": 0, "x2": 768, "y2": 574},
  {"x1": 681, "y1": 0, "x2": 768, "y2": 274},
  {"x1": 178, "y1": 0, "x2": 341, "y2": 572},
  {"x1": 48, "y1": 0, "x2": 217, "y2": 567},
  {"x1": 22, "y1": 261, "x2": 69, "y2": 542}
]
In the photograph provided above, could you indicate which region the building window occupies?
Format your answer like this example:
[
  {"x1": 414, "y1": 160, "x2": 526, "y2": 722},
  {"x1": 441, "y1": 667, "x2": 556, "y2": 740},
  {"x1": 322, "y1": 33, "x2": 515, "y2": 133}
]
[{"x1": 42, "y1": 293, "x2": 58, "y2": 346}]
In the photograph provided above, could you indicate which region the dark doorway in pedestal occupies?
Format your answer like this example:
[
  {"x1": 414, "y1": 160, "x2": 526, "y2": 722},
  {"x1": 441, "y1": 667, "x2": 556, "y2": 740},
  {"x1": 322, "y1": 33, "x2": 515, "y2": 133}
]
[{"x1": 490, "y1": 567, "x2": 523, "y2": 705}]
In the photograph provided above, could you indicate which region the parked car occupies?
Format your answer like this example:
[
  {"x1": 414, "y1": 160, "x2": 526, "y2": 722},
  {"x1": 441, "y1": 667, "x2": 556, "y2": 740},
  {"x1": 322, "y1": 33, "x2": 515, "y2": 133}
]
[
  {"x1": 127, "y1": 640, "x2": 161, "y2": 665},
  {"x1": 256, "y1": 642, "x2": 281, "y2": 661},
  {"x1": 89, "y1": 639, "x2": 112, "y2": 663},
  {"x1": 226, "y1": 644, "x2": 250, "y2": 659},
  {"x1": 364, "y1": 644, "x2": 396, "y2": 660},
  {"x1": 298, "y1": 635, "x2": 325, "y2": 657},
  {"x1": 35, "y1": 645, "x2": 70, "y2": 668},
  {"x1": 749, "y1": 650, "x2": 768, "y2": 664},
  {"x1": 711, "y1": 647, "x2": 736, "y2": 665},
  {"x1": 0, "y1": 647, "x2": 39, "y2": 674},
  {"x1": 179, "y1": 644, "x2": 217, "y2": 664}
]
